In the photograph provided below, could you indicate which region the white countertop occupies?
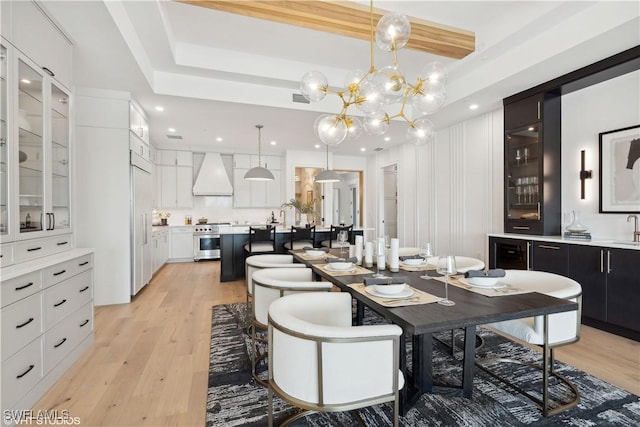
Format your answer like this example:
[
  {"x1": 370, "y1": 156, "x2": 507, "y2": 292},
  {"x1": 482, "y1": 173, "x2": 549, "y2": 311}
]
[{"x1": 488, "y1": 233, "x2": 640, "y2": 250}]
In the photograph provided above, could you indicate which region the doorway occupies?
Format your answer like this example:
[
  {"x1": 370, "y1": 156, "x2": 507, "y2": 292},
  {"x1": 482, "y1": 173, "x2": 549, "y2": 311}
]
[{"x1": 383, "y1": 164, "x2": 398, "y2": 238}]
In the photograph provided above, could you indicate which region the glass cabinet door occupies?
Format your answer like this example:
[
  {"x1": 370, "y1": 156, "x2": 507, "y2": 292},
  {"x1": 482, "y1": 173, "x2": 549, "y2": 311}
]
[
  {"x1": 50, "y1": 82, "x2": 70, "y2": 231},
  {"x1": 506, "y1": 124, "x2": 541, "y2": 222},
  {"x1": 18, "y1": 58, "x2": 45, "y2": 234},
  {"x1": 0, "y1": 44, "x2": 7, "y2": 236}
]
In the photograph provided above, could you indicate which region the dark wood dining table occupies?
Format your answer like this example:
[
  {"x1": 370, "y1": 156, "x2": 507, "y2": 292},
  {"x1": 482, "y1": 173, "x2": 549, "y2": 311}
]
[{"x1": 290, "y1": 249, "x2": 579, "y2": 414}]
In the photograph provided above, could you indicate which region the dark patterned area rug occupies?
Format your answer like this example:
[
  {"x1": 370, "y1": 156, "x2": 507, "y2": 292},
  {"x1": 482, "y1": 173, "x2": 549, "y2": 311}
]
[{"x1": 206, "y1": 303, "x2": 640, "y2": 426}]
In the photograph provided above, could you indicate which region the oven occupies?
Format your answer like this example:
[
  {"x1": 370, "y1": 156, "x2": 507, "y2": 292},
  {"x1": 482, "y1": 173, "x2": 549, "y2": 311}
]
[{"x1": 193, "y1": 223, "x2": 228, "y2": 261}]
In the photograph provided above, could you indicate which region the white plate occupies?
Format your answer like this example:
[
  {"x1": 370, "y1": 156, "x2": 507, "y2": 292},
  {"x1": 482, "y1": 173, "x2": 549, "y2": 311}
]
[
  {"x1": 458, "y1": 277, "x2": 506, "y2": 289},
  {"x1": 365, "y1": 286, "x2": 414, "y2": 299},
  {"x1": 401, "y1": 259, "x2": 426, "y2": 266},
  {"x1": 305, "y1": 250, "x2": 326, "y2": 257},
  {"x1": 325, "y1": 264, "x2": 356, "y2": 273}
]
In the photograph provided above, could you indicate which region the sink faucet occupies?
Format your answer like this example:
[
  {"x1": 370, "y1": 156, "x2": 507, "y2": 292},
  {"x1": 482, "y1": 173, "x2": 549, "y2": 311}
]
[{"x1": 628, "y1": 215, "x2": 640, "y2": 242}]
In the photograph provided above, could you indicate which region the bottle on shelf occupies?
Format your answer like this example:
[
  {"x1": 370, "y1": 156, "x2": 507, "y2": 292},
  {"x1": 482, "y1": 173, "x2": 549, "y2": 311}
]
[{"x1": 25, "y1": 213, "x2": 31, "y2": 228}]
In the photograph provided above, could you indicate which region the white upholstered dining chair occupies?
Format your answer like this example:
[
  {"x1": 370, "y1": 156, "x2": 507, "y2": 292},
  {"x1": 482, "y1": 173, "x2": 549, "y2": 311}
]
[
  {"x1": 245, "y1": 254, "x2": 305, "y2": 305},
  {"x1": 267, "y1": 292, "x2": 404, "y2": 427},
  {"x1": 478, "y1": 269, "x2": 582, "y2": 416},
  {"x1": 250, "y1": 267, "x2": 333, "y2": 387}
]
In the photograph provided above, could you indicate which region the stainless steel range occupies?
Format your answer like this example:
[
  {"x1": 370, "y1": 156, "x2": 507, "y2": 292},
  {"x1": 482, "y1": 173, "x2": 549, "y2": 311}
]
[{"x1": 194, "y1": 223, "x2": 229, "y2": 261}]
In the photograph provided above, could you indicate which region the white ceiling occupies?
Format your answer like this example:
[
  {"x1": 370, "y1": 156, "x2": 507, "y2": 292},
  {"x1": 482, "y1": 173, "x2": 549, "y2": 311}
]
[{"x1": 40, "y1": 0, "x2": 640, "y2": 156}]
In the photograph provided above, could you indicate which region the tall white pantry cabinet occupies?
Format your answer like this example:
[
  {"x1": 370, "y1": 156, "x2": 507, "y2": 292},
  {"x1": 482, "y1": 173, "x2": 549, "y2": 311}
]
[{"x1": 0, "y1": 1, "x2": 94, "y2": 423}]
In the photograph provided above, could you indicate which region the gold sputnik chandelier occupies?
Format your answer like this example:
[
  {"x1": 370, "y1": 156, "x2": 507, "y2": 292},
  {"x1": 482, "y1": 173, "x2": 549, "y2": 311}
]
[{"x1": 300, "y1": 0, "x2": 447, "y2": 146}]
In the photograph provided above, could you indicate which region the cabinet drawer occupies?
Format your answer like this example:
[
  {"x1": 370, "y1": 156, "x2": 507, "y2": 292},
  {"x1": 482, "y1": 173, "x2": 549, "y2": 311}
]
[
  {"x1": 42, "y1": 253, "x2": 92, "y2": 289},
  {"x1": 14, "y1": 234, "x2": 74, "y2": 263},
  {"x1": 130, "y1": 134, "x2": 150, "y2": 161},
  {"x1": 1, "y1": 270, "x2": 42, "y2": 308},
  {"x1": 1, "y1": 292, "x2": 42, "y2": 362},
  {"x1": 43, "y1": 301, "x2": 93, "y2": 374},
  {"x1": 1, "y1": 337, "x2": 43, "y2": 409},
  {"x1": 43, "y1": 270, "x2": 92, "y2": 329},
  {"x1": 0, "y1": 243, "x2": 14, "y2": 267}
]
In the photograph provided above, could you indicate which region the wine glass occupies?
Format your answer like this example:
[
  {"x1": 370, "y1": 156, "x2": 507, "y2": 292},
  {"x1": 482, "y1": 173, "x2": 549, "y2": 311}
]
[
  {"x1": 419, "y1": 242, "x2": 433, "y2": 279},
  {"x1": 436, "y1": 255, "x2": 456, "y2": 306},
  {"x1": 337, "y1": 230, "x2": 348, "y2": 255},
  {"x1": 371, "y1": 241, "x2": 385, "y2": 278}
]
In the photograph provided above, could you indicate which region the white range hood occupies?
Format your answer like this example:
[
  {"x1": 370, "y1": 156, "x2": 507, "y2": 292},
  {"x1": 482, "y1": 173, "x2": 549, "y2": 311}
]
[{"x1": 193, "y1": 153, "x2": 233, "y2": 196}]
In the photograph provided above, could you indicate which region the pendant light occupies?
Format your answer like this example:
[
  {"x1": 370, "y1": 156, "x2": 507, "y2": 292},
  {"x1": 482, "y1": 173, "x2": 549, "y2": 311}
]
[
  {"x1": 244, "y1": 124, "x2": 275, "y2": 181},
  {"x1": 314, "y1": 145, "x2": 341, "y2": 183}
]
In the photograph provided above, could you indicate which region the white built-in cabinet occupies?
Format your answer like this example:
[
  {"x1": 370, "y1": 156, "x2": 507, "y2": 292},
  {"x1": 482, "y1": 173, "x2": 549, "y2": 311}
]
[
  {"x1": 233, "y1": 154, "x2": 282, "y2": 208},
  {"x1": 157, "y1": 150, "x2": 193, "y2": 208},
  {"x1": 1, "y1": 250, "x2": 94, "y2": 418},
  {"x1": 169, "y1": 226, "x2": 194, "y2": 261},
  {"x1": 151, "y1": 228, "x2": 169, "y2": 273}
]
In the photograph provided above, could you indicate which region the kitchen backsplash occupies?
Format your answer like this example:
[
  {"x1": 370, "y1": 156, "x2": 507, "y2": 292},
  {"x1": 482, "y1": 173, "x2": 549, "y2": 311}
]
[{"x1": 155, "y1": 196, "x2": 285, "y2": 226}]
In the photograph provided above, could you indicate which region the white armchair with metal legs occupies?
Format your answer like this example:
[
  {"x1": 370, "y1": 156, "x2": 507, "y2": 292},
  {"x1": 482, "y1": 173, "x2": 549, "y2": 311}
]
[
  {"x1": 478, "y1": 270, "x2": 582, "y2": 416},
  {"x1": 267, "y1": 292, "x2": 404, "y2": 427},
  {"x1": 250, "y1": 267, "x2": 333, "y2": 387},
  {"x1": 245, "y1": 254, "x2": 305, "y2": 305}
]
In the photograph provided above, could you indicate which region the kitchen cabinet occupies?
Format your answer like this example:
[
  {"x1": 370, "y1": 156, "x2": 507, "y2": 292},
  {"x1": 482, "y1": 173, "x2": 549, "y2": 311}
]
[
  {"x1": 233, "y1": 154, "x2": 282, "y2": 208},
  {"x1": 503, "y1": 92, "x2": 561, "y2": 235},
  {"x1": 169, "y1": 226, "x2": 193, "y2": 261},
  {"x1": 152, "y1": 228, "x2": 170, "y2": 273},
  {"x1": 531, "y1": 241, "x2": 568, "y2": 276},
  {"x1": 11, "y1": 0, "x2": 73, "y2": 91},
  {"x1": 568, "y1": 245, "x2": 639, "y2": 340},
  {"x1": 158, "y1": 150, "x2": 193, "y2": 208},
  {"x1": 1, "y1": 249, "x2": 94, "y2": 418},
  {"x1": 0, "y1": 39, "x2": 72, "y2": 250},
  {"x1": 129, "y1": 102, "x2": 149, "y2": 144}
]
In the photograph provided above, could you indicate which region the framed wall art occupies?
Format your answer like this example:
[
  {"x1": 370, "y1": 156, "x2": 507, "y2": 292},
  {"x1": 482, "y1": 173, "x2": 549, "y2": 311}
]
[{"x1": 599, "y1": 124, "x2": 640, "y2": 213}]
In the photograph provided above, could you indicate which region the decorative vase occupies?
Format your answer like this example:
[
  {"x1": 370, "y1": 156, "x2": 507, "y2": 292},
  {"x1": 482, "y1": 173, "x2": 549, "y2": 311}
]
[{"x1": 306, "y1": 214, "x2": 314, "y2": 226}]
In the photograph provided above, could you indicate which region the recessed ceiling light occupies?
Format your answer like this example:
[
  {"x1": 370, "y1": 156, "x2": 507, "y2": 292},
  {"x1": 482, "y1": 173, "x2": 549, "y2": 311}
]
[
  {"x1": 21, "y1": 79, "x2": 31, "y2": 84},
  {"x1": 270, "y1": 140, "x2": 277, "y2": 145},
  {"x1": 314, "y1": 144, "x2": 321, "y2": 149},
  {"x1": 384, "y1": 137, "x2": 391, "y2": 142},
  {"x1": 216, "y1": 137, "x2": 223, "y2": 142},
  {"x1": 155, "y1": 106, "x2": 164, "y2": 112},
  {"x1": 168, "y1": 128, "x2": 176, "y2": 133},
  {"x1": 360, "y1": 147, "x2": 366, "y2": 152},
  {"x1": 469, "y1": 104, "x2": 479, "y2": 110}
]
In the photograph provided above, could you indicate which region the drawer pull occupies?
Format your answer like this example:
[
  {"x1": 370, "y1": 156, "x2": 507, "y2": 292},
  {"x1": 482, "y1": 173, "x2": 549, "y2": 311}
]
[
  {"x1": 56, "y1": 241, "x2": 69, "y2": 246},
  {"x1": 79, "y1": 286, "x2": 89, "y2": 293},
  {"x1": 54, "y1": 338, "x2": 67, "y2": 348},
  {"x1": 79, "y1": 261, "x2": 89, "y2": 266},
  {"x1": 15, "y1": 282, "x2": 35, "y2": 291},
  {"x1": 17, "y1": 364, "x2": 35, "y2": 379},
  {"x1": 538, "y1": 244, "x2": 560, "y2": 250},
  {"x1": 53, "y1": 299, "x2": 67, "y2": 307},
  {"x1": 27, "y1": 246, "x2": 42, "y2": 252},
  {"x1": 16, "y1": 317, "x2": 35, "y2": 329},
  {"x1": 53, "y1": 270, "x2": 67, "y2": 276},
  {"x1": 512, "y1": 226, "x2": 530, "y2": 230},
  {"x1": 80, "y1": 319, "x2": 90, "y2": 327}
]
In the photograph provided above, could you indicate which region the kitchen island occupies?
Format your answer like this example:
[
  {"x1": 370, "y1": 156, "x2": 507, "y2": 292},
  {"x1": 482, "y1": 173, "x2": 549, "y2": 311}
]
[{"x1": 219, "y1": 225, "x2": 369, "y2": 281}]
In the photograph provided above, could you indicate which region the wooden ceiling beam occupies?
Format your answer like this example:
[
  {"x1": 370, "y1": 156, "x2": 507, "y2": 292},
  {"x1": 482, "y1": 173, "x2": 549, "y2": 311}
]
[{"x1": 176, "y1": 1, "x2": 475, "y2": 59}]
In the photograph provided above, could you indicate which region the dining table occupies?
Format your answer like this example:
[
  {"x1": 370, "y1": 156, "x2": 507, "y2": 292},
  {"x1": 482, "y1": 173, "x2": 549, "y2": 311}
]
[{"x1": 290, "y1": 248, "x2": 579, "y2": 414}]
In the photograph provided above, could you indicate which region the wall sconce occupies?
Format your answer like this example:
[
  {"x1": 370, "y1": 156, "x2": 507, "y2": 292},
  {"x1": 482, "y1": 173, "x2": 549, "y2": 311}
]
[{"x1": 579, "y1": 149, "x2": 593, "y2": 199}]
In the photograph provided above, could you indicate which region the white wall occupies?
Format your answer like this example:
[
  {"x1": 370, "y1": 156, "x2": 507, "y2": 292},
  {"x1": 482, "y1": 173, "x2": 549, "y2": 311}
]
[
  {"x1": 372, "y1": 69, "x2": 639, "y2": 265},
  {"x1": 562, "y1": 70, "x2": 640, "y2": 239}
]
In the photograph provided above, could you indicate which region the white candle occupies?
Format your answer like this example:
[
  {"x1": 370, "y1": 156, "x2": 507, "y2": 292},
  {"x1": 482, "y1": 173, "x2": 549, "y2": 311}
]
[
  {"x1": 389, "y1": 238, "x2": 399, "y2": 272},
  {"x1": 377, "y1": 237, "x2": 386, "y2": 270},
  {"x1": 364, "y1": 241, "x2": 373, "y2": 267}
]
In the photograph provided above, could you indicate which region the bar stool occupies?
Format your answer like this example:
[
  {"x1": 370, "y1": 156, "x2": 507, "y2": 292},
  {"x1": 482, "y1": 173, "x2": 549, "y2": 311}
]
[
  {"x1": 283, "y1": 225, "x2": 316, "y2": 251},
  {"x1": 320, "y1": 224, "x2": 353, "y2": 248},
  {"x1": 244, "y1": 225, "x2": 276, "y2": 255}
]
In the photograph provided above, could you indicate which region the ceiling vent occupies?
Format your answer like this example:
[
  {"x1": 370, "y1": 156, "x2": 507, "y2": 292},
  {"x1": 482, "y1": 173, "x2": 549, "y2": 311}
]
[
  {"x1": 374, "y1": 147, "x2": 384, "y2": 151},
  {"x1": 166, "y1": 134, "x2": 183, "y2": 140},
  {"x1": 292, "y1": 93, "x2": 310, "y2": 104}
]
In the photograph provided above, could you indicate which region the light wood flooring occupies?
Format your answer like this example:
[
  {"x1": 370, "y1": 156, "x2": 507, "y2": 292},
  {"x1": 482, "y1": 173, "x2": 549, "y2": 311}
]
[{"x1": 34, "y1": 262, "x2": 639, "y2": 426}]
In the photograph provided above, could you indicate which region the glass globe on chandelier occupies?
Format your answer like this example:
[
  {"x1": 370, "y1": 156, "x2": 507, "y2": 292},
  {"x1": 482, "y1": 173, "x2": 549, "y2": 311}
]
[{"x1": 300, "y1": 1, "x2": 447, "y2": 146}]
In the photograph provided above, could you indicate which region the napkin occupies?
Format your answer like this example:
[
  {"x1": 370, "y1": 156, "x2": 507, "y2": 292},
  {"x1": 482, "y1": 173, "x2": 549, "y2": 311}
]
[
  {"x1": 364, "y1": 241, "x2": 373, "y2": 266},
  {"x1": 326, "y1": 257, "x2": 357, "y2": 263},
  {"x1": 354, "y1": 235, "x2": 363, "y2": 264},
  {"x1": 465, "y1": 268, "x2": 506, "y2": 278},
  {"x1": 364, "y1": 276, "x2": 408, "y2": 286},
  {"x1": 303, "y1": 247, "x2": 329, "y2": 252},
  {"x1": 389, "y1": 238, "x2": 400, "y2": 272},
  {"x1": 399, "y1": 255, "x2": 425, "y2": 261}
]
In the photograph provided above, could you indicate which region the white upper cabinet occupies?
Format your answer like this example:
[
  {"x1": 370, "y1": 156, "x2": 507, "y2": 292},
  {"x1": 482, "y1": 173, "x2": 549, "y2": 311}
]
[
  {"x1": 12, "y1": 1, "x2": 73, "y2": 91},
  {"x1": 157, "y1": 150, "x2": 193, "y2": 208},
  {"x1": 129, "y1": 102, "x2": 149, "y2": 144},
  {"x1": 232, "y1": 154, "x2": 282, "y2": 208}
]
